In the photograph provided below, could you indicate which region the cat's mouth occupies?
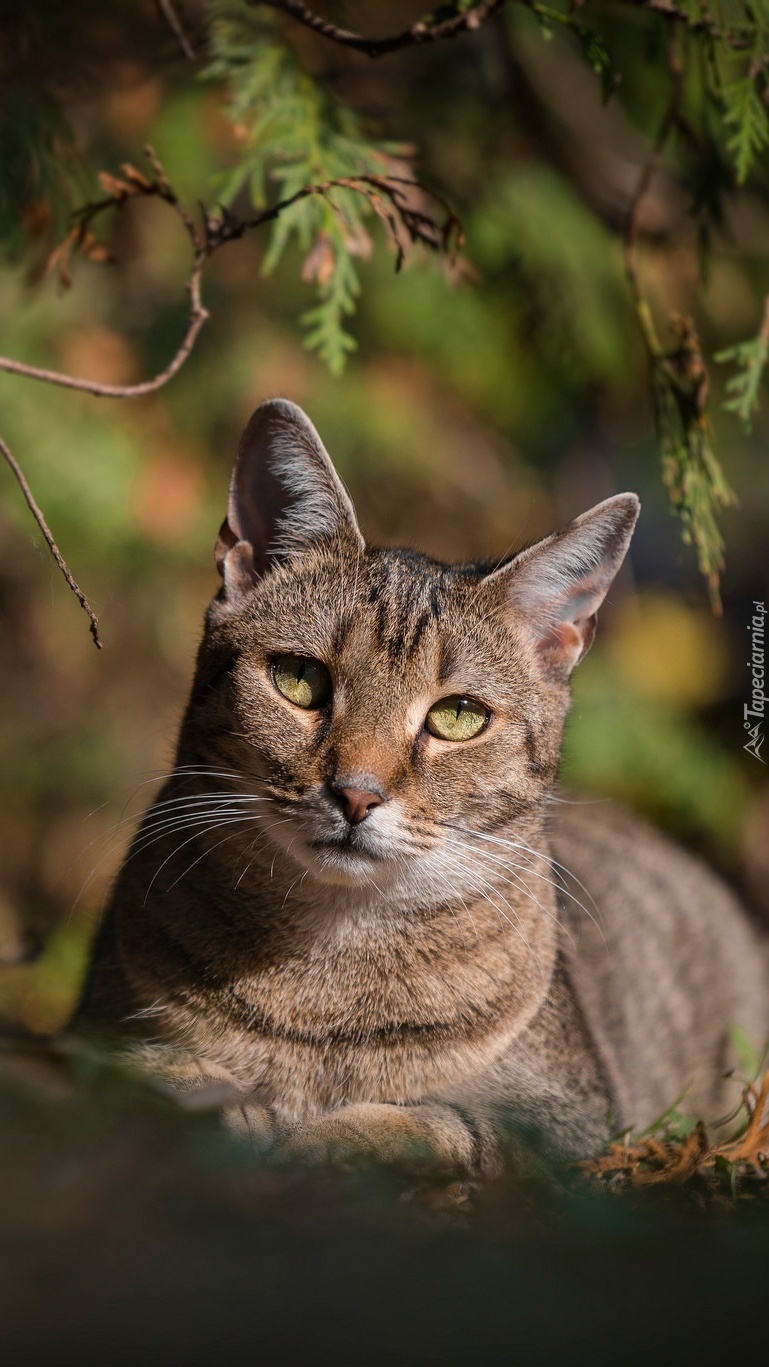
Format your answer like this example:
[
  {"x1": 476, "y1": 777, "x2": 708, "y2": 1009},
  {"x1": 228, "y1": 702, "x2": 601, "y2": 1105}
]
[
  {"x1": 309, "y1": 834, "x2": 385, "y2": 861},
  {"x1": 299, "y1": 827, "x2": 393, "y2": 885},
  {"x1": 265, "y1": 800, "x2": 407, "y2": 885}
]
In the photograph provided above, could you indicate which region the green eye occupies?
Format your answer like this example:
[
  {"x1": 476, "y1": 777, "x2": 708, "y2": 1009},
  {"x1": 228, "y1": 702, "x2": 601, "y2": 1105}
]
[
  {"x1": 272, "y1": 655, "x2": 331, "y2": 709},
  {"x1": 426, "y1": 696, "x2": 489, "y2": 742}
]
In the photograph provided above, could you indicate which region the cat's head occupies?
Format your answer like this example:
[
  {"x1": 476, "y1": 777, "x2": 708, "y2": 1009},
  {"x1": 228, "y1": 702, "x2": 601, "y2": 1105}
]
[{"x1": 183, "y1": 400, "x2": 638, "y2": 896}]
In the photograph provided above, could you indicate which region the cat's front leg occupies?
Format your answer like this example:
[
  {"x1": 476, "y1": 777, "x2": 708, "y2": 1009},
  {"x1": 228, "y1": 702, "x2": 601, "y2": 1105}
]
[
  {"x1": 273, "y1": 1102, "x2": 502, "y2": 1178},
  {"x1": 121, "y1": 1041, "x2": 275, "y2": 1150}
]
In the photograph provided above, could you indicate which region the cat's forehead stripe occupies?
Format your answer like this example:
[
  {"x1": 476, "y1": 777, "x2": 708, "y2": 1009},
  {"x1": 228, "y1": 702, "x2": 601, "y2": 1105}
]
[{"x1": 366, "y1": 551, "x2": 449, "y2": 663}]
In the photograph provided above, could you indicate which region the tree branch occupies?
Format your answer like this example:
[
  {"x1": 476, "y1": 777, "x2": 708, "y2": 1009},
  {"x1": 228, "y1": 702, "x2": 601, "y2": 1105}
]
[
  {"x1": 0, "y1": 150, "x2": 462, "y2": 642},
  {"x1": 0, "y1": 160, "x2": 461, "y2": 399},
  {"x1": 0, "y1": 431, "x2": 102, "y2": 648},
  {"x1": 156, "y1": 0, "x2": 198, "y2": 61},
  {"x1": 252, "y1": 0, "x2": 758, "y2": 58},
  {"x1": 621, "y1": 29, "x2": 736, "y2": 611},
  {"x1": 639, "y1": 0, "x2": 755, "y2": 49},
  {"x1": 621, "y1": 89, "x2": 679, "y2": 363},
  {"x1": 0, "y1": 267, "x2": 209, "y2": 399},
  {"x1": 250, "y1": 0, "x2": 504, "y2": 57}
]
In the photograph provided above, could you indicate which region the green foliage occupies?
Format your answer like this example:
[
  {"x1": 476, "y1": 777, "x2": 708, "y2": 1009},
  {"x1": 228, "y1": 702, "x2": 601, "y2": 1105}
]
[
  {"x1": 563, "y1": 651, "x2": 750, "y2": 855},
  {"x1": 475, "y1": 166, "x2": 631, "y2": 385},
  {"x1": 639, "y1": 316, "x2": 737, "y2": 611},
  {"x1": 530, "y1": 2, "x2": 617, "y2": 99},
  {"x1": 716, "y1": 311, "x2": 769, "y2": 433},
  {"x1": 656, "y1": 394, "x2": 736, "y2": 614},
  {"x1": 729, "y1": 1025, "x2": 766, "y2": 1083},
  {"x1": 205, "y1": 1, "x2": 405, "y2": 374},
  {"x1": 708, "y1": 0, "x2": 769, "y2": 185},
  {"x1": 723, "y1": 72, "x2": 769, "y2": 186},
  {"x1": 0, "y1": 88, "x2": 84, "y2": 260}
]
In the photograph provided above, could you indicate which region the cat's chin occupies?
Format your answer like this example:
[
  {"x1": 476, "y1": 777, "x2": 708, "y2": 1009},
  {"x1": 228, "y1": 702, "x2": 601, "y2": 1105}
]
[
  {"x1": 277, "y1": 835, "x2": 396, "y2": 888},
  {"x1": 304, "y1": 842, "x2": 388, "y2": 887}
]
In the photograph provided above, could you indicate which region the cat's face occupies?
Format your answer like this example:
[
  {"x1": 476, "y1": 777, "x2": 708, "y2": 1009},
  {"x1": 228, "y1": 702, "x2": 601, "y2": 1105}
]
[
  {"x1": 194, "y1": 545, "x2": 559, "y2": 894},
  {"x1": 181, "y1": 400, "x2": 638, "y2": 904}
]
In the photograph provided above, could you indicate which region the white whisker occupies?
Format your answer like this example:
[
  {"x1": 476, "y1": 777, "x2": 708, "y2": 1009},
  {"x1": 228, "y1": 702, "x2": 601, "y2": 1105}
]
[
  {"x1": 441, "y1": 835, "x2": 573, "y2": 946},
  {"x1": 142, "y1": 816, "x2": 262, "y2": 904},
  {"x1": 442, "y1": 822, "x2": 603, "y2": 941},
  {"x1": 438, "y1": 848, "x2": 540, "y2": 967}
]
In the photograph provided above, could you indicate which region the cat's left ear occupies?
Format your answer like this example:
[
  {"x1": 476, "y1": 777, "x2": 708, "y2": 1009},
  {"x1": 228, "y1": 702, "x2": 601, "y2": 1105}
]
[
  {"x1": 214, "y1": 399, "x2": 364, "y2": 603},
  {"x1": 484, "y1": 493, "x2": 640, "y2": 677}
]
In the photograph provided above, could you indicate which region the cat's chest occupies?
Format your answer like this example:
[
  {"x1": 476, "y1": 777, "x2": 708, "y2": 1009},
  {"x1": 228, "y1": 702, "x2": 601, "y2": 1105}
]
[{"x1": 169, "y1": 910, "x2": 555, "y2": 1117}]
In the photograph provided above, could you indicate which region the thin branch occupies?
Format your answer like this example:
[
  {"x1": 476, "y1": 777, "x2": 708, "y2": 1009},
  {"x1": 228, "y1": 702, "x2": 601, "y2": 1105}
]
[
  {"x1": 0, "y1": 268, "x2": 209, "y2": 399},
  {"x1": 621, "y1": 41, "x2": 683, "y2": 360},
  {"x1": 253, "y1": 0, "x2": 758, "y2": 57},
  {"x1": 211, "y1": 173, "x2": 463, "y2": 257},
  {"x1": 0, "y1": 431, "x2": 102, "y2": 648},
  {"x1": 639, "y1": 0, "x2": 755, "y2": 49},
  {"x1": 0, "y1": 166, "x2": 461, "y2": 400},
  {"x1": 250, "y1": 0, "x2": 504, "y2": 57},
  {"x1": 0, "y1": 151, "x2": 461, "y2": 643},
  {"x1": 156, "y1": 0, "x2": 198, "y2": 61},
  {"x1": 620, "y1": 30, "x2": 735, "y2": 611}
]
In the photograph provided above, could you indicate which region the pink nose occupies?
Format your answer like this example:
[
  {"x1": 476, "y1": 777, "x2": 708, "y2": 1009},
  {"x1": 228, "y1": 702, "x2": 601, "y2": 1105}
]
[{"x1": 330, "y1": 786, "x2": 384, "y2": 825}]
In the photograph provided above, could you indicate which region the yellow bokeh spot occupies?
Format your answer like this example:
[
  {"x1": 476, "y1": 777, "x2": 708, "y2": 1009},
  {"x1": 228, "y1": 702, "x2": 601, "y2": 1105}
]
[{"x1": 604, "y1": 592, "x2": 730, "y2": 707}]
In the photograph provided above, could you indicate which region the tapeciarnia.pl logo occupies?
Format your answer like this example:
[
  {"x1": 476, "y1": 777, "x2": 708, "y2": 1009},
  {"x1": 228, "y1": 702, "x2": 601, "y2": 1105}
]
[{"x1": 744, "y1": 600, "x2": 766, "y2": 763}]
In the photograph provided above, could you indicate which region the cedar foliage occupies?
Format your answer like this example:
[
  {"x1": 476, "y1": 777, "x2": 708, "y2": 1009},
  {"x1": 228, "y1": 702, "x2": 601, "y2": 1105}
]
[{"x1": 3, "y1": 0, "x2": 769, "y2": 598}]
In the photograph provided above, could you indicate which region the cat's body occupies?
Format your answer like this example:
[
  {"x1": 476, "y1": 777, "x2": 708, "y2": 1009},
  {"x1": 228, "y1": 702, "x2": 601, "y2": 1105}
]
[{"x1": 78, "y1": 400, "x2": 769, "y2": 1174}]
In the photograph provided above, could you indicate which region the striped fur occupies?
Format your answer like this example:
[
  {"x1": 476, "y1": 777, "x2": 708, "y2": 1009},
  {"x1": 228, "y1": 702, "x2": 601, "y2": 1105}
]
[{"x1": 77, "y1": 401, "x2": 769, "y2": 1175}]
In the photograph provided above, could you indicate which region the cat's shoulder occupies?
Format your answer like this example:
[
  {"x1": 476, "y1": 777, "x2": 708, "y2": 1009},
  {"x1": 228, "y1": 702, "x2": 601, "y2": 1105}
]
[{"x1": 548, "y1": 793, "x2": 755, "y2": 935}]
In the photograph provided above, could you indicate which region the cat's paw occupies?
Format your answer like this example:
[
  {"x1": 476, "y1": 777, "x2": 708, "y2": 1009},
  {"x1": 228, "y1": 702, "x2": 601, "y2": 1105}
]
[
  {"x1": 273, "y1": 1101, "x2": 485, "y2": 1175},
  {"x1": 225, "y1": 1099, "x2": 276, "y2": 1152}
]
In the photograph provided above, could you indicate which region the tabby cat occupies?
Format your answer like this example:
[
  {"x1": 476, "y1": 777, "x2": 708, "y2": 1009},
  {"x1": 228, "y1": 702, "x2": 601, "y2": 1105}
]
[{"x1": 77, "y1": 399, "x2": 769, "y2": 1176}]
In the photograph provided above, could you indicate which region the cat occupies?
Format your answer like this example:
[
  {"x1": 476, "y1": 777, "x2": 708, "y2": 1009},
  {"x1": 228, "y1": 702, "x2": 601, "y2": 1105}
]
[{"x1": 76, "y1": 398, "x2": 769, "y2": 1177}]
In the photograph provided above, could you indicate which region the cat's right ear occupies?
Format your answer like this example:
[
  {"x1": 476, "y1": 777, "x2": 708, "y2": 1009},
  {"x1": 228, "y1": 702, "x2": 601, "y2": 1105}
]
[
  {"x1": 484, "y1": 492, "x2": 640, "y2": 679},
  {"x1": 214, "y1": 399, "x2": 364, "y2": 606}
]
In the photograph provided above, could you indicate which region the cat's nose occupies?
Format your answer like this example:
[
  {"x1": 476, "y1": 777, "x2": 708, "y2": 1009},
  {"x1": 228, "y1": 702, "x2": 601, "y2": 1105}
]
[{"x1": 328, "y1": 784, "x2": 384, "y2": 825}]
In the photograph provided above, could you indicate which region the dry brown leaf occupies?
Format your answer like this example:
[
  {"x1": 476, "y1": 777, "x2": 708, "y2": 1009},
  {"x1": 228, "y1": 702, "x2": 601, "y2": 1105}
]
[
  {"x1": 302, "y1": 234, "x2": 336, "y2": 286},
  {"x1": 581, "y1": 1071, "x2": 769, "y2": 1197},
  {"x1": 119, "y1": 162, "x2": 154, "y2": 192},
  {"x1": 97, "y1": 171, "x2": 139, "y2": 201},
  {"x1": 712, "y1": 1072, "x2": 769, "y2": 1170},
  {"x1": 45, "y1": 226, "x2": 79, "y2": 289},
  {"x1": 78, "y1": 228, "x2": 114, "y2": 265},
  {"x1": 344, "y1": 223, "x2": 373, "y2": 260}
]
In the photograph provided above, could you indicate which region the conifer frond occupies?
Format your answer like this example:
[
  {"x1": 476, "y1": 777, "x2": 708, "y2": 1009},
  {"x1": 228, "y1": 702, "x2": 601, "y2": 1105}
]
[
  {"x1": 723, "y1": 74, "x2": 769, "y2": 185},
  {"x1": 650, "y1": 318, "x2": 736, "y2": 612},
  {"x1": 205, "y1": 1, "x2": 415, "y2": 371},
  {"x1": 716, "y1": 298, "x2": 769, "y2": 434}
]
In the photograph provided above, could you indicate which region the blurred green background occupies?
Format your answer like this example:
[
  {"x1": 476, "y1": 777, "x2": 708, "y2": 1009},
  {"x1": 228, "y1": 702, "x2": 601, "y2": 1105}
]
[{"x1": 1, "y1": 0, "x2": 768, "y2": 1037}]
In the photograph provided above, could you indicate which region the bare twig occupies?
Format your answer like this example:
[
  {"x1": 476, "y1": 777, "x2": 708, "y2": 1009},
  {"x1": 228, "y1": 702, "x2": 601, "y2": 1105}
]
[
  {"x1": 213, "y1": 173, "x2": 463, "y2": 258},
  {"x1": 0, "y1": 164, "x2": 460, "y2": 399},
  {"x1": 621, "y1": 31, "x2": 736, "y2": 611},
  {"x1": 0, "y1": 431, "x2": 102, "y2": 648},
  {"x1": 252, "y1": 0, "x2": 758, "y2": 58},
  {"x1": 250, "y1": 0, "x2": 504, "y2": 57},
  {"x1": 0, "y1": 151, "x2": 210, "y2": 399},
  {"x1": 640, "y1": 0, "x2": 755, "y2": 49},
  {"x1": 156, "y1": 0, "x2": 197, "y2": 61},
  {"x1": 0, "y1": 269, "x2": 209, "y2": 400},
  {"x1": 0, "y1": 150, "x2": 461, "y2": 643},
  {"x1": 621, "y1": 37, "x2": 683, "y2": 360}
]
